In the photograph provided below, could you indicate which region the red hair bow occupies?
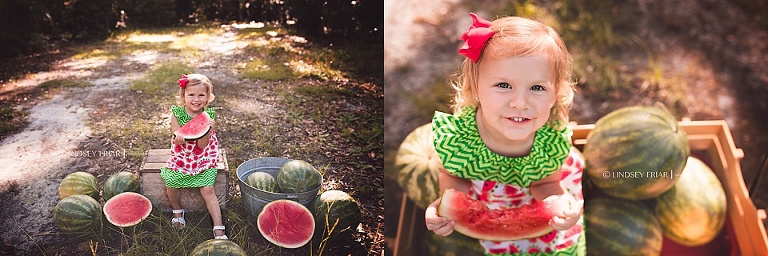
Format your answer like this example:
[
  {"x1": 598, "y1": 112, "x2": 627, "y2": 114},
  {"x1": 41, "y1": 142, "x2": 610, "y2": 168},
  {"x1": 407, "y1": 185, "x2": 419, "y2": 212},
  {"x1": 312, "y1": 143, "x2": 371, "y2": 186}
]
[
  {"x1": 458, "y1": 13, "x2": 494, "y2": 63},
  {"x1": 178, "y1": 74, "x2": 188, "y2": 89}
]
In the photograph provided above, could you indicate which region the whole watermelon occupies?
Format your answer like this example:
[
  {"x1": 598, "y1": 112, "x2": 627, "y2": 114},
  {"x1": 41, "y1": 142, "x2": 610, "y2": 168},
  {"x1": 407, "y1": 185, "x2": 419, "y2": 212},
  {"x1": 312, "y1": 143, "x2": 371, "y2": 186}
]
[
  {"x1": 190, "y1": 239, "x2": 247, "y2": 256},
  {"x1": 584, "y1": 105, "x2": 689, "y2": 200},
  {"x1": 314, "y1": 190, "x2": 361, "y2": 238},
  {"x1": 423, "y1": 232, "x2": 484, "y2": 256},
  {"x1": 654, "y1": 157, "x2": 726, "y2": 246},
  {"x1": 58, "y1": 171, "x2": 100, "y2": 200},
  {"x1": 245, "y1": 172, "x2": 278, "y2": 193},
  {"x1": 277, "y1": 160, "x2": 322, "y2": 193},
  {"x1": 585, "y1": 197, "x2": 663, "y2": 256},
  {"x1": 103, "y1": 171, "x2": 141, "y2": 200},
  {"x1": 53, "y1": 194, "x2": 102, "y2": 233},
  {"x1": 394, "y1": 123, "x2": 442, "y2": 209}
]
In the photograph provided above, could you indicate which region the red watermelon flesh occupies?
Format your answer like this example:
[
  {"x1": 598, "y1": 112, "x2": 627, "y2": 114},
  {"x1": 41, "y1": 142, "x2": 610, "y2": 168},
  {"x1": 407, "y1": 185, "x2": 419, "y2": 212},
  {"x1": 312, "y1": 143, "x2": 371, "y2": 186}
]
[
  {"x1": 175, "y1": 112, "x2": 212, "y2": 140},
  {"x1": 103, "y1": 192, "x2": 152, "y2": 227},
  {"x1": 438, "y1": 189, "x2": 559, "y2": 241},
  {"x1": 257, "y1": 199, "x2": 315, "y2": 248}
]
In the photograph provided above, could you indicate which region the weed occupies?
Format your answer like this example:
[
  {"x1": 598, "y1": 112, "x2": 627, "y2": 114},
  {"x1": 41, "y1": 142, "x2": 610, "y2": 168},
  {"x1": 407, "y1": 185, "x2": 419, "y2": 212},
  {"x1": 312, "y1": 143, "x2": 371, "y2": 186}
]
[{"x1": 0, "y1": 106, "x2": 29, "y2": 140}]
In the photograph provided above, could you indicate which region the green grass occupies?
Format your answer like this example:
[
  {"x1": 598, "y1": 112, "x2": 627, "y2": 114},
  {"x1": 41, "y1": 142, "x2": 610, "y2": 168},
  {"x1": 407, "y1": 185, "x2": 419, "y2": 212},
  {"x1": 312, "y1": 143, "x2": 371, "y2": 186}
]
[
  {"x1": 129, "y1": 62, "x2": 193, "y2": 97},
  {"x1": 38, "y1": 79, "x2": 94, "y2": 89},
  {"x1": 0, "y1": 106, "x2": 28, "y2": 140}
]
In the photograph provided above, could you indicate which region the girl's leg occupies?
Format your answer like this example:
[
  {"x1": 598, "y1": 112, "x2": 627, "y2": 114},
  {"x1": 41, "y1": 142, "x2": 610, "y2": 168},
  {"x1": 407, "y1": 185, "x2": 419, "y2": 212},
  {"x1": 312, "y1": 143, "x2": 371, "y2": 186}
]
[
  {"x1": 167, "y1": 187, "x2": 183, "y2": 215},
  {"x1": 200, "y1": 185, "x2": 225, "y2": 237},
  {"x1": 166, "y1": 186, "x2": 185, "y2": 228}
]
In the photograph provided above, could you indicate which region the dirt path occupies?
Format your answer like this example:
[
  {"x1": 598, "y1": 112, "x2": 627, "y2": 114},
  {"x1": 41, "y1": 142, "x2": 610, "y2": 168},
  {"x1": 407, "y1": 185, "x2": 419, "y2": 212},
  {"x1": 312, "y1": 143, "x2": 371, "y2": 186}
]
[{"x1": 0, "y1": 29, "x2": 242, "y2": 253}]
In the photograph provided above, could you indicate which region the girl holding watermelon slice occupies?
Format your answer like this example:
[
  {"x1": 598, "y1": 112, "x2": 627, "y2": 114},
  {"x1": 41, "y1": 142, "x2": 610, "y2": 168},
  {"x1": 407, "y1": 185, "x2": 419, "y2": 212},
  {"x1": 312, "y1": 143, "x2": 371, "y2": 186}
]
[
  {"x1": 160, "y1": 73, "x2": 228, "y2": 240},
  {"x1": 424, "y1": 13, "x2": 586, "y2": 255}
]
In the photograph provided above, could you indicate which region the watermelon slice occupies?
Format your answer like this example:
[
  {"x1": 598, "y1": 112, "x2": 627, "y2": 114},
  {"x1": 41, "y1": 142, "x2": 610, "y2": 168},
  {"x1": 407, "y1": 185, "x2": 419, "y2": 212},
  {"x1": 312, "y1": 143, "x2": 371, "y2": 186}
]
[
  {"x1": 103, "y1": 192, "x2": 152, "y2": 227},
  {"x1": 175, "y1": 112, "x2": 213, "y2": 140},
  {"x1": 438, "y1": 189, "x2": 560, "y2": 241},
  {"x1": 257, "y1": 199, "x2": 315, "y2": 248}
]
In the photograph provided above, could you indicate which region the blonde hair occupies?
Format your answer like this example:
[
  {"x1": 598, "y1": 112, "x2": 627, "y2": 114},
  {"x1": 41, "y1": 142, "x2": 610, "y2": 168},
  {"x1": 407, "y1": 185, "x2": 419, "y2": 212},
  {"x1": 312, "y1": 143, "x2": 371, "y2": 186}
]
[
  {"x1": 178, "y1": 73, "x2": 216, "y2": 107},
  {"x1": 452, "y1": 16, "x2": 574, "y2": 129}
]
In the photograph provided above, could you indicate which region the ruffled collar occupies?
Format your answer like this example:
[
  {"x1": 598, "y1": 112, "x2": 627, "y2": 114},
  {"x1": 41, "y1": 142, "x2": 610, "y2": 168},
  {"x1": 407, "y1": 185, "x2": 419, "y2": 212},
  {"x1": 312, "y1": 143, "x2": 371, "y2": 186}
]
[
  {"x1": 171, "y1": 105, "x2": 216, "y2": 125},
  {"x1": 432, "y1": 106, "x2": 572, "y2": 186}
]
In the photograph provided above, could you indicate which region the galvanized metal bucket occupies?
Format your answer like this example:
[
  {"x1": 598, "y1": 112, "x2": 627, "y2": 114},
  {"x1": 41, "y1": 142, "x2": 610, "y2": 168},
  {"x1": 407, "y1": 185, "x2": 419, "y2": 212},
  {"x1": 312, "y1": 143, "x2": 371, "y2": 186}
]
[{"x1": 236, "y1": 157, "x2": 321, "y2": 217}]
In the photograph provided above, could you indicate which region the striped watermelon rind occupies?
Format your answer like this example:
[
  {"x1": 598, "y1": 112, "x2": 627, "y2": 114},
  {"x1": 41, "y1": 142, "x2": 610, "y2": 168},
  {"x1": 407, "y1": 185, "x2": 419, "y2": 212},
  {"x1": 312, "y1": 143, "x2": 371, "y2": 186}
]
[
  {"x1": 175, "y1": 111, "x2": 212, "y2": 140},
  {"x1": 585, "y1": 196, "x2": 663, "y2": 255},
  {"x1": 258, "y1": 199, "x2": 315, "y2": 248},
  {"x1": 654, "y1": 157, "x2": 727, "y2": 246},
  {"x1": 314, "y1": 190, "x2": 361, "y2": 238},
  {"x1": 58, "y1": 171, "x2": 100, "y2": 200},
  {"x1": 245, "y1": 172, "x2": 278, "y2": 193},
  {"x1": 190, "y1": 239, "x2": 247, "y2": 256},
  {"x1": 103, "y1": 192, "x2": 152, "y2": 227},
  {"x1": 103, "y1": 171, "x2": 140, "y2": 200},
  {"x1": 394, "y1": 123, "x2": 441, "y2": 209},
  {"x1": 53, "y1": 194, "x2": 102, "y2": 233},
  {"x1": 276, "y1": 160, "x2": 322, "y2": 193},
  {"x1": 584, "y1": 105, "x2": 689, "y2": 200}
]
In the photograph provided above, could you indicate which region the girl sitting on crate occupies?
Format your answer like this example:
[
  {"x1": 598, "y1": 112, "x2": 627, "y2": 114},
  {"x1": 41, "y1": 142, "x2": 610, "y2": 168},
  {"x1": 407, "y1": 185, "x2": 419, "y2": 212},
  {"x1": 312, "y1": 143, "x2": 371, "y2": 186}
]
[{"x1": 160, "y1": 73, "x2": 227, "y2": 240}]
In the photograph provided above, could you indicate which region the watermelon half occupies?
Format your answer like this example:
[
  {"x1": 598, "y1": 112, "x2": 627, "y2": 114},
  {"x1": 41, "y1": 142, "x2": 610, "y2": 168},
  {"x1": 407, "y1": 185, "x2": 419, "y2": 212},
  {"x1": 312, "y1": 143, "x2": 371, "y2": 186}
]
[
  {"x1": 175, "y1": 112, "x2": 212, "y2": 140},
  {"x1": 437, "y1": 189, "x2": 560, "y2": 241},
  {"x1": 103, "y1": 192, "x2": 152, "y2": 227},
  {"x1": 257, "y1": 199, "x2": 315, "y2": 248}
]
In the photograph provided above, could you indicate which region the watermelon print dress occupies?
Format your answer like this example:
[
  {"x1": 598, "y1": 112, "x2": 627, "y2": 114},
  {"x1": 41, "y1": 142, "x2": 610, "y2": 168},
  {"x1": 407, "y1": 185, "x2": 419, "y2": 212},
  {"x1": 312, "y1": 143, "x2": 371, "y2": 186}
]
[
  {"x1": 160, "y1": 105, "x2": 220, "y2": 188},
  {"x1": 432, "y1": 106, "x2": 586, "y2": 256}
]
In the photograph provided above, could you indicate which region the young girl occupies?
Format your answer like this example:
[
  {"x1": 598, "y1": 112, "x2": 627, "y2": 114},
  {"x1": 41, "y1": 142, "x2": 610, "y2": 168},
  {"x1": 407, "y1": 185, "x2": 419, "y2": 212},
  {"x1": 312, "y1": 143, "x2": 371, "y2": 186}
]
[
  {"x1": 424, "y1": 13, "x2": 585, "y2": 254},
  {"x1": 161, "y1": 74, "x2": 227, "y2": 240}
]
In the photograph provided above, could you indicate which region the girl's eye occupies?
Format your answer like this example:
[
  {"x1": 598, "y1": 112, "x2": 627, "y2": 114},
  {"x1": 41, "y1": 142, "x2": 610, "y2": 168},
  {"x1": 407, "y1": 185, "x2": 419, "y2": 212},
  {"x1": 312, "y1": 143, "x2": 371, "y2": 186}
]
[
  {"x1": 531, "y1": 85, "x2": 546, "y2": 91},
  {"x1": 496, "y1": 82, "x2": 511, "y2": 89}
]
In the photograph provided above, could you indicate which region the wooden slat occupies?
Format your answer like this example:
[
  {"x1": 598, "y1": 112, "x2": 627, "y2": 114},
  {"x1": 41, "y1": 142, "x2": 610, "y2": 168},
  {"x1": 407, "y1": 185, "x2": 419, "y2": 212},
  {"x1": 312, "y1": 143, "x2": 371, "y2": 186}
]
[{"x1": 394, "y1": 194, "x2": 420, "y2": 256}]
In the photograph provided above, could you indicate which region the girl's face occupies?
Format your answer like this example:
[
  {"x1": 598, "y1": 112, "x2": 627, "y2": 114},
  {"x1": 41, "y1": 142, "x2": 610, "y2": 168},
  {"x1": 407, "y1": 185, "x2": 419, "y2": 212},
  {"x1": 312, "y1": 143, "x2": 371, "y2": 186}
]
[
  {"x1": 183, "y1": 83, "x2": 209, "y2": 113},
  {"x1": 475, "y1": 55, "x2": 556, "y2": 150}
]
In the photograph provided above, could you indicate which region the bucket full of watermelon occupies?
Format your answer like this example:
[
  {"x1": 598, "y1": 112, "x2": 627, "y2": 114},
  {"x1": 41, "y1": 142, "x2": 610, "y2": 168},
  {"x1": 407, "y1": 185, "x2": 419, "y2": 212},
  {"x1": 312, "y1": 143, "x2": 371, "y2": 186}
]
[{"x1": 237, "y1": 157, "x2": 323, "y2": 217}]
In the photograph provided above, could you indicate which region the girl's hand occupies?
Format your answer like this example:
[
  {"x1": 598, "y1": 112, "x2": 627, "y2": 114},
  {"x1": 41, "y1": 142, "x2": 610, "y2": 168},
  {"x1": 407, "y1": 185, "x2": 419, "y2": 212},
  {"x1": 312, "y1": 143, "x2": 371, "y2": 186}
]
[
  {"x1": 172, "y1": 134, "x2": 185, "y2": 145},
  {"x1": 425, "y1": 197, "x2": 455, "y2": 236},
  {"x1": 544, "y1": 194, "x2": 584, "y2": 230}
]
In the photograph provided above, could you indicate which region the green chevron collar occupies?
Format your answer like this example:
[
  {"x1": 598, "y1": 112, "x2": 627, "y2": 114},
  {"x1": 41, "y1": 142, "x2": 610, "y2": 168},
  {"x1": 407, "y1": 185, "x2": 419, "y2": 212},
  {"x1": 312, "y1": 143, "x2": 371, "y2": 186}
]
[{"x1": 432, "y1": 106, "x2": 572, "y2": 187}]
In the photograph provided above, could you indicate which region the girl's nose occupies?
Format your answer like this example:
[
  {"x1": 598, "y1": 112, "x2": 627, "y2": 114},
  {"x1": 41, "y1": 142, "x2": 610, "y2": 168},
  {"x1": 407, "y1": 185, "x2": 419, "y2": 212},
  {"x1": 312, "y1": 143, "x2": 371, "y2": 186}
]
[{"x1": 508, "y1": 91, "x2": 529, "y2": 110}]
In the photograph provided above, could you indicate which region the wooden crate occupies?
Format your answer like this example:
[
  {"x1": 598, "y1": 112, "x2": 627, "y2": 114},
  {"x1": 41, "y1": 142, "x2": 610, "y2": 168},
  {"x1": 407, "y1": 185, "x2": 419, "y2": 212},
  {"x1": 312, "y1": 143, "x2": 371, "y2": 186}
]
[
  {"x1": 574, "y1": 120, "x2": 768, "y2": 255},
  {"x1": 392, "y1": 120, "x2": 768, "y2": 255},
  {"x1": 139, "y1": 149, "x2": 229, "y2": 212}
]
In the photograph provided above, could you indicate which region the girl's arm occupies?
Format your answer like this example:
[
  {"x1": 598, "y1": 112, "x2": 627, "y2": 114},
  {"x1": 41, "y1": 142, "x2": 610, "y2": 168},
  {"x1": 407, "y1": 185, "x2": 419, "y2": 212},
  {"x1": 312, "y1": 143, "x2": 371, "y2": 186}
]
[
  {"x1": 170, "y1": 115, "x2": 184, "y2": 145},
  {"x1": 529, "y1": 169, "x2": 565, "y2": 201},
  {"x1": 425, "y1": 160, "x2": 471, "y2": 237},
  {"x1": 530, "y1": 170, "x2": 583, "y2": 230},
  {"x1": 438, "y1": 167, "x2": 471, "y2": 194},
  {"x1": 195, "y1": 121, "x2": 214, "y2": 149}
]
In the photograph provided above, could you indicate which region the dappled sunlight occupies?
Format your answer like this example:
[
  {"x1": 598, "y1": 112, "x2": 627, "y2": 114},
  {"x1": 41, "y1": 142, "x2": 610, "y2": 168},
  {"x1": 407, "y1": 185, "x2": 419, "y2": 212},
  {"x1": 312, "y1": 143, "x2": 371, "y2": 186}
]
[
  {"x1": 289, "y1": 59, "x2": 346, "y2": 81},
  {"x1": 126, "y1": 50, "x2": 163, "y2": 65},
  {"x1": 125, "y1": 34, "x2": 177, "y2": 43}
]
